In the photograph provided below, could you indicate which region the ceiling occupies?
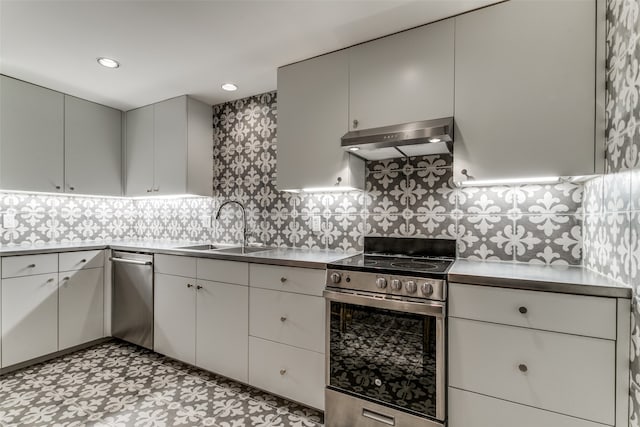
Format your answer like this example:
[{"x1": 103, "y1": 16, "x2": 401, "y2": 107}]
[{"x1": 0, "y1": 0, "x2": 501, "y2": 111}]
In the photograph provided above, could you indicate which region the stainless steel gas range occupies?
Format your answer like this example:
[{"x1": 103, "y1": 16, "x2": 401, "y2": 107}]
[{"x1": 324, "y1": 237, "x2": 455, "y2": 427}]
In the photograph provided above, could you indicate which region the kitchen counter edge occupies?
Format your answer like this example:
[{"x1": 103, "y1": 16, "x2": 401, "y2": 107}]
[{"x1": 449, "y1": 259, "x2": 632, "y2": 299}]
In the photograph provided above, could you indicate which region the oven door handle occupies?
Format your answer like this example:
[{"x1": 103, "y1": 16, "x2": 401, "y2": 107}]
[{"x1": 323, "y1": 289, "x2": 445, "y2": 317}]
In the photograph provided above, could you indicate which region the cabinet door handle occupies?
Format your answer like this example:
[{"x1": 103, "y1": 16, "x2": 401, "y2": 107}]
[
  {"x1": 146, "y1": 189, "x2": 152, "y2": 193},
  {"x1": 280, "y1": 277, "x2": 287, "y2": 283},
  {"x1": 353, "y1": 119, "x2": 359, "y2": 128},
  {"x1": 69, "y1": 186, "x2": 75, "y2": 191},
  {"x1": 55, "y1": 185, "x2": 61, "y2": 190},
  {"x1": 518, "y1": 364, "x2": 528, "y2": 373},
  {"x1": 79, "y1": 259, "x2": 87, "y2": 263},
  {"x1": 27, "y1": 264, "x2": 36, "y2": 268},
  {"x1": 62, "y1": 276, "x2": 70, "y2": 281},
  {"x1": 280, "y1": 316, "x2": 287, "y2": 322},
  {"x1": 196, "y1": 285, "x2": 203, "y2": 290},
  {"x1": 279, "y1": 369, "x2": 287, "y2": 376},
  {"x1": 187, "y1": 283, "x2": 193, "y2": 288},
  {"x1": 518, "y1": 306, "x2": 528, "y2": 314},
  {"x1": 46, "y1": 278, "x2": 54, "y2": 283}
]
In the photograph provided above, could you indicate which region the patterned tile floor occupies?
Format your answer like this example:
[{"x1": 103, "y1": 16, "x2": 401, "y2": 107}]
[{"x1": 0, "y1": 340, "x2": 324, "y2": 427}]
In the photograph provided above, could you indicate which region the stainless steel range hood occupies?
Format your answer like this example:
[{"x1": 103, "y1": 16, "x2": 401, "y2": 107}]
[{"x1": 341, "y1": 117, "x2": 454, "y2": 161}]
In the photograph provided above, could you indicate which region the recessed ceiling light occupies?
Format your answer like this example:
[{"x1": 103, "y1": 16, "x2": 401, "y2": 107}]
[
  {"x1": 222, "y1": 83, "x2": 238, "y2": 91},
  {"x1": 348, "y1": 147, "x2": 360, "y2": 152},
  {"x1": 97, "y1": 57, "x2": 120, "y2": 69},
  {"x1": 429, "y1": 138, "x2": 442, "y2": 143}
]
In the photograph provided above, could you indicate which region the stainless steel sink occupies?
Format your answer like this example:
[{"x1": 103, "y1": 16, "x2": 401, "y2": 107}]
[
  {"x1": 213, "y1": 246, "x2": 269, "y2": 255},
  {"x1": 177, "y1": 244, "x2": 228, "y2": 251}
]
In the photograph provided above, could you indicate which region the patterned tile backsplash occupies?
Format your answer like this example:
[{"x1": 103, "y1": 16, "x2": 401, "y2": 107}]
[{"x1": 0, "y1": 91, "x2": 585, "y2": 266}]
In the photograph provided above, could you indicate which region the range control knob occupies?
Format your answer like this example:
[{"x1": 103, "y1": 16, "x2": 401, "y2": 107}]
[
  {"x1": 421, "y1": 283, "x2": 434, "y2": 296},
  {"x1": 390, "y1": 279, "x2": 402, "y2": 291},
  {"x1": 376, "y1": 277, "x2": 388, "y2": 289},
  {"x1": 330, "y1": 272, "x2": 342, "y2": 284},
  {"x1": 405, "y1": 280, "x2": 417, "y2": 294}
]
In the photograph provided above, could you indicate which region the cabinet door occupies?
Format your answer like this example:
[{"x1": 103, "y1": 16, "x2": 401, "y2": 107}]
[
  {"x1": 125, "y1": 104, "x2": 154, "y2": 196},
  {"x1": 154, "y1": 96, "x2": 187, "y2": 195},
  {"x1": 65, "y1": 96, "x2": 122, "y2": 196},
  {"x1": 453, "y1": 0, "x2": 597, "y2": 183},
  {"x1": 277, "y1": 50, "x2": 363, "y2": 190},
  {"x1": 154, "y1": 273, "x2": 196, "y2": 364},
  {"x1": 349, "y1": 18, "x2": 454, "y2": 131},
  {"x1": 196, "y1": 280, "x2": 248, "y2": 382},
  {"x1": 2, "y1": 273, "x2": 58, "y2": 367},
  {"x1": 58, "y1": 268, "x2": 104, "y2": 350},
  {"x1": 0, "y1": 75, "x2": 64, "y2": 192}
]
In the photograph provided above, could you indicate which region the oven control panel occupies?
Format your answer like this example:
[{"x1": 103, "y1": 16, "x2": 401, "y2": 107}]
[{"x1": 326, "y1": 269, "x2": 446, "y2": 301}]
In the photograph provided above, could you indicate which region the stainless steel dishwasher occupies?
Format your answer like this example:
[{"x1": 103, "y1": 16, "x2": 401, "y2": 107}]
[{"x1": 111, "y1": 251, "x2": 154, "y2": 350}]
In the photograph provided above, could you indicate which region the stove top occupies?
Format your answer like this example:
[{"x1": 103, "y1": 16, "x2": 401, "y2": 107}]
[{"x1": 328, "y1": 253, "x2": 454, "y2": 278}]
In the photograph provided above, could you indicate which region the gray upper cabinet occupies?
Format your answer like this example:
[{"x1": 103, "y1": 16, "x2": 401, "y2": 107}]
[
  {"x1": 453, "y1": 0, "x2": 603, "y2": 183},
  {"x1": 348, "y1": 18, "x2": 454, "y2": 131},
  {"x1": 0, "y1": 75, "x2": 64, "y2": 193},
  {"x1": 125, "y1": 95, "x2": 212, "y2": 197},
  {"x1": 277, "y1": 51, "x2": 364, "y2": 191},
  {"x1": 65, "y1": 96, "x2": 122, "y2": 196},
  {"x1": 125, "y1": 105, "x2": 154, "y2": 196}
]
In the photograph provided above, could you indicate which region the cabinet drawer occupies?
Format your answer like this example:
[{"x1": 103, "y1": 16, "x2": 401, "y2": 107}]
[
  {"x1": 2, "y1": 254, "x2": 58, "y2": 278},
  {"x1": 197, "y1": 258, "x2": 248, "y2": 285},
  {"x1": 250, "y1": 288, "x2": 324, "y2": 353},
  {"x1": 449, "y1": 388, "x2": 607, "y2": 427},
  {"x1": 249, "y1": 337, "x2": 325, "y2": 410},
  {"x1": 449, "y1": 283, "x2": 616, "y2": 340},
  {"x1": 155, "y1": 254, "x2": 196, "y2": 278},
  {"x1": 59, "y1": 250, "x2": 104, "y2": 271},
  {"x1": 249, "y1": 264, "x2": 325, "y2": 296},
  {"x1": 449, "y1": 318, "x2": 615, "y2": 425}
]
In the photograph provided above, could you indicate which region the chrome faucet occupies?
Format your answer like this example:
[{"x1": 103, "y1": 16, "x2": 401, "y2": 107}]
[{"x1": 215, "y1": 200, "x2": 247, "y2": 248}]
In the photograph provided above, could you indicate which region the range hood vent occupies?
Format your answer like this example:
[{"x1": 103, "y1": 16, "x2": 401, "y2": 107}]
[{"x1": 341, "y1": 117, "x2": 454, "y2": 161}]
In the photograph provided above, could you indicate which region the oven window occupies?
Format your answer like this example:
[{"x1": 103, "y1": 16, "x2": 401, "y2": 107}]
[{"x1": 329, "y1": 301, "x2": 437, "y2": 418}]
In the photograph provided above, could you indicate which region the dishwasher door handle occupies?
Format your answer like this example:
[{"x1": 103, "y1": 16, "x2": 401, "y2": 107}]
[{"x1": 109, "y1": 257, "x2": 153, "y2": 266}]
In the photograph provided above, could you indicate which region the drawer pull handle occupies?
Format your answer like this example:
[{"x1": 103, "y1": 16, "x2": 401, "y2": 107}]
[
  {"x1": 518, "y1": 364, "x2": 528, "y2": 373},
  {"x1": 280, "y1": 316, "x2": 287, "y2": 322},
  {"x1": 518, "y1": 306, "x2": 528, "y2": 314},
  {"x1": 62, "y1": 276, "x2": 70, "y2": 281},
  {"x1": 196, "y1": 285, "x2": 203, "y2": 290},
  {"x1": 27, "y1": 264, "x2": 36, "y2": 268},
  {"x1": 80, "y1": 259, "x2": 87, "y2": 263},
  {"x1": 280, "y1": 369, "x2": 286, "y2": 376},
  {"x1": 280, "y1": 277, "x2": 287, "y2": 283},
  {"x1": 362, "y1": 408, "x2": 395, "y2": 426},
  {"x1": 46, "y1": 278, "x2": 54, "y2": 283},
  {"x1": 187, "y1": 284, "x2": 193, "y2": 288}
]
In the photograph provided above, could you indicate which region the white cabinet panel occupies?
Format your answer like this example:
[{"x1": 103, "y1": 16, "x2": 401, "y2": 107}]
[
  {"x1": 249, "y1": 288, "x2": 324, "y2": 353},
  {"x1": 249, "y1": 337, "x2": 325, "y2": 410},
  {"x1": 249, "y1": 264, "x2": 325, "y2": 297},
  {"x1": 277, "y1": 50, "x2": 364, "y2": 191},
  {"x1": 0, "y1": 75, "x2": 64, "y2": 192},
  {"x1": 125, "y1": 104, "x2": 154, "y2": 196},
  {"x1": 349, "y1": 18, "x2": 454, "y2": 130},
  {"x1": 197, "y1": 258, "x2": 248, "y2": 285},
  {"x1": 154, "y1": 273, "x2": 196, "y2": 364},
  {"x1": 58, "y1": 268, "x2": 104, "y2": 350},
  {"x1": 155, "y1": 254, "x2": 196, "y2": 278},
  {"x1": 453, "y1": 0, "x2": 599, "y2": 182},
  {"x1": 59, "y1": 250, "x2": 104, "y2": 272},
  {"x1": 2, "y1": 253, "x2": 58, "y2": 278},
  {"x1": 154, "y1": 96, "x2": 187, "y2": 195},
  {"x1": 196, "y1": 279, "x2": 248, "y2": 383},
  {"x1": 449, "y1": 318, "x2": 615, "y2": 425},
  {"x1": 2, "y1": 273, "x2": 58, "y2": 367},
  {"x1": 449, "y1": 388, "x2": 607, "y2": 427},
  {"x1": 449, "y1": 283, "x2": 617, "y2": 340},
  {"x1": 64, "y1": 95, "x2": 122, "y2": 196}
]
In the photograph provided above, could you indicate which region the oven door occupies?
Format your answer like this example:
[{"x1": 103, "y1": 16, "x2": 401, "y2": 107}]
[{"x1": 324, "y1": 289, "x2": 445, "y2": 424}]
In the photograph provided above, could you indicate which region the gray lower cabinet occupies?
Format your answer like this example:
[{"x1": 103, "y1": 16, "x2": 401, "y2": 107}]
[
  {"x1": 125, "y1": 96, "x2": 213, "y2": 197},
  {"x1": 0, "y1": 75, "x2": 64, "y2": 193},
  {"x1": 58, "y1": 268, "x2": 104, "y2": 350},
  {"x1": 453, "y1": 0, "x2": 604, "y2": 183},
  {"x1": 64, "y1": 95, "x2": 122, "y2": 196},
  {"x1": 448, "y1": 283, "x2": 629, "y2": 427},
  {"x1": 348, "y1": 18, "x2": 455, "y2": 131}
]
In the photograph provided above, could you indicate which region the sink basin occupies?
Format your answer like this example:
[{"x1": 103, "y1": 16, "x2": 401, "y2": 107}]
[
  {"x1": 177, "y1": 244, "x2": 228, "y2": 251},
  {"x1": 213, "y1": 246, "x2": 269, "y2": 255}
]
